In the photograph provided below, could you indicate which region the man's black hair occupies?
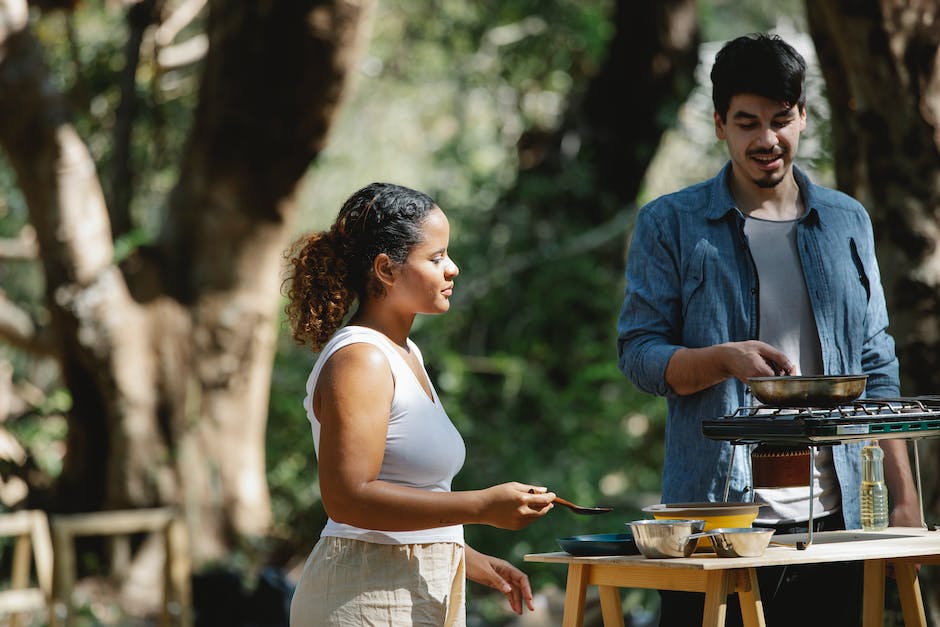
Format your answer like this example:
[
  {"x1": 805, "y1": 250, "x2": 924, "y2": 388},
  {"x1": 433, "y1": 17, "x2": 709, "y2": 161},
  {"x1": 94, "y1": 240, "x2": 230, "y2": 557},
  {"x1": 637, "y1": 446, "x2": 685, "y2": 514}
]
[{"x1": 711, "y1": 33, "x2": 806, "y2": 120}]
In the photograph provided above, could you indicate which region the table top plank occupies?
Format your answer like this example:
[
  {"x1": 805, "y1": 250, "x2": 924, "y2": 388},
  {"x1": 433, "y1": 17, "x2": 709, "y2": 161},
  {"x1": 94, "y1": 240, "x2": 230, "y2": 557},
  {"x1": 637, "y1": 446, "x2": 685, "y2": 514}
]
[{"x1": 525, "y1": 528, "x2": 940, "y2": 571}]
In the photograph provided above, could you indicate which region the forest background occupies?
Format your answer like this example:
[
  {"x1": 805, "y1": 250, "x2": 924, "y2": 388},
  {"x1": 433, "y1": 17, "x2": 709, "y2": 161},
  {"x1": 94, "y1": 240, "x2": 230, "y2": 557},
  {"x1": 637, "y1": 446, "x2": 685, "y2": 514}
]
[{"x1": 2, "y1": 0, "x2": 940, "y2": 625}]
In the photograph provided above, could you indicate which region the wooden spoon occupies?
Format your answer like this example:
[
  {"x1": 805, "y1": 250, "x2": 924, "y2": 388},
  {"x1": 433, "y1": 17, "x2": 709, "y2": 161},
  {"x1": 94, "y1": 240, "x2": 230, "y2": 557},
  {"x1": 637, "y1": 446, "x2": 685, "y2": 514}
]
[
  {"x1": 530, "y1": 489, "x2": 613, "y2": 515},
  {"x1": 554, "y1": 496, "x2": 614, "y2": 515}
]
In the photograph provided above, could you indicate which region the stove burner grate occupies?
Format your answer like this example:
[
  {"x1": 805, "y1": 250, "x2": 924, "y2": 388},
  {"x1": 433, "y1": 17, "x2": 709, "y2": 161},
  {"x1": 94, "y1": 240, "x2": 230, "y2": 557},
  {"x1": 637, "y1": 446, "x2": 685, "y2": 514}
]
[{"x1": 704, "y1": 397, "x2": 940, "y2": 445}]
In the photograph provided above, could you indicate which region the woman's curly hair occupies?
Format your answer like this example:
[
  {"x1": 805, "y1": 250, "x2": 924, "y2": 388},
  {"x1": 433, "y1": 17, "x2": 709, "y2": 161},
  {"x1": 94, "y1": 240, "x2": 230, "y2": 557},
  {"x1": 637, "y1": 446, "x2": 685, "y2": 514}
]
[{"x1": 283, "y1": 182, "x2": 436, "y2": 351}]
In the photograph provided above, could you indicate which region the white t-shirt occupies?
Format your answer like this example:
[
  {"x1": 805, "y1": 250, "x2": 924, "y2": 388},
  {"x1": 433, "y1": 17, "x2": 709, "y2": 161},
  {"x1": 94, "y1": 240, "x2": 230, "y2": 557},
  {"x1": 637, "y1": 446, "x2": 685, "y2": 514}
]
[
  {"x1": 305, "y1": 325, "x2": 466, "y2": 544},
  {"x1": 744, "y1": 215, "x2": 841, "y2": 524}
]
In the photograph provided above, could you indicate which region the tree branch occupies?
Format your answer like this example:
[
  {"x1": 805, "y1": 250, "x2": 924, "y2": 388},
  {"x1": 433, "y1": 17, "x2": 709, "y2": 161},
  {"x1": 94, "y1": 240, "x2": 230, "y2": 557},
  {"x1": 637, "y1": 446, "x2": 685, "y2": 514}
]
[
  {"x1": 153, "y1": 0, "x2": 206, "y2": 47},
  {"x1": 0, "y1": 225, "x2": 38, "y2": 259},
  {"x1": 0, "y1": 291, "x2": 54, "y2": 355},
  {"x1": 109, "y1": 0, "x2": 161, "y2": 238},
  {"x1": 156, "y1": 33, "x2": 206, "y2": 69},
  {"x1": 0, "y1": 0, "x2": 28, "y2": 53}
]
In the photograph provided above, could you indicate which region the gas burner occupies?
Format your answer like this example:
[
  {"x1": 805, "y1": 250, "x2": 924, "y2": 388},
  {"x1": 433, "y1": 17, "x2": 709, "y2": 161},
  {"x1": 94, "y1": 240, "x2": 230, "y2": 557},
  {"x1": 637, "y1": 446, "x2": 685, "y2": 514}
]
[{"x1": 703, "y1": 397, "x2": 940, "y2": 446}]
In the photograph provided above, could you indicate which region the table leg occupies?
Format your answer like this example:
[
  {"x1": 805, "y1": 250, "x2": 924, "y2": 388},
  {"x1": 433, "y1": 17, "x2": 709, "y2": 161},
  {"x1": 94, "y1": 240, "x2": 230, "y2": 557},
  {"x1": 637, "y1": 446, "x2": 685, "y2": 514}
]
[
  {"x1": 862, "y1": 559, "x2": 886, "y2": 627},
  {"x1": 562, "y1": 564, "x2": 590, "y2": 627},
  {"x1": 893, "y1": 561, "x2": 927, "y2": 627},
  {"x1": 598, "y1": 585, "x2": 625, "y2": 627},
  {"x1": 735, "y1": 569, "x2": 766, "y2": 627},
  {"x1": 702, "y1": 571, "x2": 731, "y2": 627}
]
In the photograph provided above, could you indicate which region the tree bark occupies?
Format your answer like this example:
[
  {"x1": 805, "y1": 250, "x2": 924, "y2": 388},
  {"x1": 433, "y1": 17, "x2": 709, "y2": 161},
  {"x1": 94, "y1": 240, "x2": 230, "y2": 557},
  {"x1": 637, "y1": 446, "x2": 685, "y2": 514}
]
[
  {"x1": 108, "y1": 0, "x2": 162, "y2": 238},
  {"x1": 578, "y1": 0, "x2": 700, "y2": 211},
  {"x1": 0, "y1": 0, "x2": 373, "y2": 566},
  {"x1": 806, "y1": 1, "x2": 940, "y2": 621}
]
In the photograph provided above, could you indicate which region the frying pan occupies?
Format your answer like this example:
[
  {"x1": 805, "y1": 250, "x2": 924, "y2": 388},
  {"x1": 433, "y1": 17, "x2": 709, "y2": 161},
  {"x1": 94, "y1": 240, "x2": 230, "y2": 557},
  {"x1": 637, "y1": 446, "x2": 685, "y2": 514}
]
[{"x1": 747, "y1": 375, "x2": 868, "y2": 408}]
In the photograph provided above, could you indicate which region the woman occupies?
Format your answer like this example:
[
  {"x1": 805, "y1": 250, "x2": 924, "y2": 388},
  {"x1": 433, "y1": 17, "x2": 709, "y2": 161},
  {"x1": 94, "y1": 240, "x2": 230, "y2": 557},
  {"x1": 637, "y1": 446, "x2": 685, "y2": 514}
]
[{"x1": 283, "y1": 182, "x2": 556, "y2": 626}]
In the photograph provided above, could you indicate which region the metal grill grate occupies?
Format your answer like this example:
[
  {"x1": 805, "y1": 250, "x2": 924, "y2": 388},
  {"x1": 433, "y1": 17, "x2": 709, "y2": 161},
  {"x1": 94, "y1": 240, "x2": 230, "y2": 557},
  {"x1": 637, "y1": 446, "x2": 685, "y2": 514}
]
[{"x1": 703, "y1": 397, "x2": 940, "y2": 445}]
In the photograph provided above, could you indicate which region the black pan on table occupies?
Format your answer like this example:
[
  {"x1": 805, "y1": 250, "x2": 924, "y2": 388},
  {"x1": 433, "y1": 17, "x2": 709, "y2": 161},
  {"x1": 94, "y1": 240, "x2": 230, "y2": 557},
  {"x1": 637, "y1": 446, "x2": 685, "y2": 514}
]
[{"x1": 556, "y1": 533, "x2": 639, "y2": 556}]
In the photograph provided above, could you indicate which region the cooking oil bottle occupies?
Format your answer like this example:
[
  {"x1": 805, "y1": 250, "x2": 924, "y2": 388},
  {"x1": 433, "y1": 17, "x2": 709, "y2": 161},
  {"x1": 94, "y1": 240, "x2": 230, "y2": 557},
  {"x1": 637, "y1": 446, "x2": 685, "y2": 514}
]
[{"x1": 860, "y1": 440, "x2": 889, "y2": 531}]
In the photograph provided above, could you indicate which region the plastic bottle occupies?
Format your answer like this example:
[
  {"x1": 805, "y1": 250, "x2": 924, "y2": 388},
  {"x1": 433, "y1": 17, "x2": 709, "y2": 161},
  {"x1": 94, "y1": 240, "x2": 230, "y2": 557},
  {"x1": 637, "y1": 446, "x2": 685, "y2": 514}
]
[{"x1": 860, "y1": 441, "x2": 889, "y2": 531}]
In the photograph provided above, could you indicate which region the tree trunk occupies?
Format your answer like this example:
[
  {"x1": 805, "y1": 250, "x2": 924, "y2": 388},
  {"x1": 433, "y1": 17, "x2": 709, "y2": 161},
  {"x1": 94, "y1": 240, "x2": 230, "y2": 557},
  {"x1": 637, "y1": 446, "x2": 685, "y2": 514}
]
[
  {"x1": 806, "y1": 1, "x2": 940, "y2": 621},
  {"x1": 578, "y1": 0, "x2": 700, "y2": 211},
  {"x1": 0, "y1": 0, "x2": 373, "y2": 566}
]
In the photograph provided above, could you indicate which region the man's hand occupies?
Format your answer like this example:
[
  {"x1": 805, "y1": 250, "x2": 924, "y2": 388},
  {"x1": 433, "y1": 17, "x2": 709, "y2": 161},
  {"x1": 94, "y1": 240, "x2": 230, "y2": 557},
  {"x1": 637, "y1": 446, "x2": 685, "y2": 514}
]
[{"x1": 665, "y1": 340, "x2": 795, "y2": 396}]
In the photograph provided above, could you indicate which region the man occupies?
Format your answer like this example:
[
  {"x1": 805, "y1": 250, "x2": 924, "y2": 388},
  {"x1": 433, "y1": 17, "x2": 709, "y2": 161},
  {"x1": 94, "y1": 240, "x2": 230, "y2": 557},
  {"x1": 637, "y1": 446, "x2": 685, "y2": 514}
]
[{"x1": 616, "y1": 33, "x2": 920, "y2": 626}]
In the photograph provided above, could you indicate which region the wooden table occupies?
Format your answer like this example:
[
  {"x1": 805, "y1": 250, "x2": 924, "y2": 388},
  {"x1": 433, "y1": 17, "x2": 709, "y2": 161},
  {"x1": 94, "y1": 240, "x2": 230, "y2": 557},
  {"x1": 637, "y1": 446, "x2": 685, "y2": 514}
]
[{"x1": 524, "y1": 527, "x2": 940, "y2": 627}]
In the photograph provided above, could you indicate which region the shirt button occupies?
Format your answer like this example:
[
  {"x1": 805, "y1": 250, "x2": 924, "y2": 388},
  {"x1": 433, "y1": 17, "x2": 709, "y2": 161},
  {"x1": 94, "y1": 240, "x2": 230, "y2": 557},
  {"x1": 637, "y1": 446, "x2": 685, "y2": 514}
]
[{"x1": 750, "y1": 288, "x2": 757, "y2": 295}]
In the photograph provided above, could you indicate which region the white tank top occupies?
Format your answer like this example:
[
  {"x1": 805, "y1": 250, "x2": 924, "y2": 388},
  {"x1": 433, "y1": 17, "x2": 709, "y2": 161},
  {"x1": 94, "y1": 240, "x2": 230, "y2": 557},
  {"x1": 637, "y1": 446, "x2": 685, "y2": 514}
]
[{"x1": 304, "y1": 325, "x2": 466, "y2": 544}]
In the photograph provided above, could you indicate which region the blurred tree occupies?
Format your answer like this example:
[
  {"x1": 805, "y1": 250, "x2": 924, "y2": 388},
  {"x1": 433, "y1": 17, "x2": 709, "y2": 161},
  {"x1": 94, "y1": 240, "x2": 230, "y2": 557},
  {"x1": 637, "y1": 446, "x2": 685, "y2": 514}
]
[
  {"x1": 0, "y1": 0, "x2": 373, "y2": 569},
  {"x1": 806, "y1": 0, "x2": 940, "y2": 622}
]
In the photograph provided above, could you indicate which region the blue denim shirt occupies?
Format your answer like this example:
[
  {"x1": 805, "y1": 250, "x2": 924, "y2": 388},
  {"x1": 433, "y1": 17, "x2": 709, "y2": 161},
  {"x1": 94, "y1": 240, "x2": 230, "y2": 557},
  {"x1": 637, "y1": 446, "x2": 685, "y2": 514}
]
[{"x1": 616, "y1": 163, "x2": 900, "y2": 529}]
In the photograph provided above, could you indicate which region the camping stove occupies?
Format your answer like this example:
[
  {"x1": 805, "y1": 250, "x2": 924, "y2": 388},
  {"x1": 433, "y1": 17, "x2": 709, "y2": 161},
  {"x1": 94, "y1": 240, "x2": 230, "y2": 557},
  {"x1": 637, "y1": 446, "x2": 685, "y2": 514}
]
[
  {"x1": 701, "y1": 396, "x2": 940, "y2": 549},
  {"x1": 702, "y1": 396, "x2": 940, "y2": 445}
]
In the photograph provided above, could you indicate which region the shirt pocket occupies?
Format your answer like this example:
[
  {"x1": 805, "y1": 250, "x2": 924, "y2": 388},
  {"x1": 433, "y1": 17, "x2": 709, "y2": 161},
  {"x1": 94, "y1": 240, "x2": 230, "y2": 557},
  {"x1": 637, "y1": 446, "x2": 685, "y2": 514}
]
[
  {"x1": 680, "y1": 239, "x2": 730, "y2": 344},
  {"x1": 849, "y1": 238, "x2": 871, "y2": 303},
  {"x1": 681, "y1": 239, "x2": 708, "y2": 316},
  {"x1": 842, "y1": 237, "x2": 873, "y2": 336}
]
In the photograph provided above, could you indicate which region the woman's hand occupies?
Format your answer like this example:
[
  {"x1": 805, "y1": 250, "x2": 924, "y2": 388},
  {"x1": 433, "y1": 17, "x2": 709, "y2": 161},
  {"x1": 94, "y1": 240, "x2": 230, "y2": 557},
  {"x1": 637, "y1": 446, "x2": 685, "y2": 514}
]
[
  {"x1": 464, "y1": 545, "x2": 536, "y2": 615},
  {"x1": 477, "y1": 482, "x2": 555, "y2": 530}
]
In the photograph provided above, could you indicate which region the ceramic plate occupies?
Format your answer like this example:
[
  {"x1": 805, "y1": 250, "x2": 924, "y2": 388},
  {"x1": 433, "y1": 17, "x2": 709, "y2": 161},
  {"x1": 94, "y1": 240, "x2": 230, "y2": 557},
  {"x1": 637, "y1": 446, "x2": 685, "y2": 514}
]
[{"x1": 556, "y1": 533, "x2": 639, "y2": 556}]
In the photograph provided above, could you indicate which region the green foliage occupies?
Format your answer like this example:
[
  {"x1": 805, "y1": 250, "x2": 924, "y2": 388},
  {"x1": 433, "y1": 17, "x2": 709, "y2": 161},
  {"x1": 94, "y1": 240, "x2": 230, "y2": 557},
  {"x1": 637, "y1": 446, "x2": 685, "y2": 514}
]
[
  {"x1": 32, "y1": 2, "x2": 200, "y2": 238},
  {"x1": 0, "y1": 155, "x2": 43, "y2": 324},
  {"x1": 698, "y1": 0, "x2": 806, "y2": 41},
  {"x1": 4, "y1": 411, "x2": 68, "y2": 479},
  {"x1": 298, "y1": 0, "x2": 614, "y2": 230},
  {"x1": 266, "y1": 326, "x2": 326, "y2": 555}
]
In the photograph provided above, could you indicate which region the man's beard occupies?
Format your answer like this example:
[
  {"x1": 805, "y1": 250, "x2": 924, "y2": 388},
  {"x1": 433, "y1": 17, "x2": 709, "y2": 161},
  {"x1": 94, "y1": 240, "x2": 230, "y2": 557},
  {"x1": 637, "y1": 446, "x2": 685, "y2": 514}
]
[
  {"x1": 755, "y1": 173, "x2": 785, "y2": 188},
  {"x1": 749, "y1": 151, "x2": 787, "y2": 188}
]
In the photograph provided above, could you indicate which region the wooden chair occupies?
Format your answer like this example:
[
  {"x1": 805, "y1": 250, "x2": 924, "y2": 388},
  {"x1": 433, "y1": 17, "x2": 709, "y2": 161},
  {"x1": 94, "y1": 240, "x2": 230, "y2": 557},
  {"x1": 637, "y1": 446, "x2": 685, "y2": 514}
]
[
  {"x1": 0, "y1": 509, "x2": 55, "y2": 627},
  {"x1": 51, "y1": 507, "x2": 192, "y2": 627}
]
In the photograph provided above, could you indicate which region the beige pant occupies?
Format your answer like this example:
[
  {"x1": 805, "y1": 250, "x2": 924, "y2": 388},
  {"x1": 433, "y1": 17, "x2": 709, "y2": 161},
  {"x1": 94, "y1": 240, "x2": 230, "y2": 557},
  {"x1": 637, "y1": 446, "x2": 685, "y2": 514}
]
[{"x1": 290, "y1": 536, "x2": 466, "y2": 626}]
